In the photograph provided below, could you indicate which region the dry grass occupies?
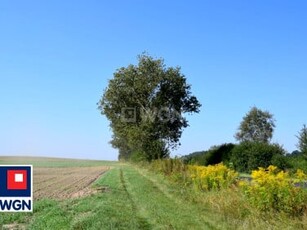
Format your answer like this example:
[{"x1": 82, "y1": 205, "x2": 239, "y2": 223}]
[{"x1": 194, "y1": 186, "x2": 307, "y2": 230}]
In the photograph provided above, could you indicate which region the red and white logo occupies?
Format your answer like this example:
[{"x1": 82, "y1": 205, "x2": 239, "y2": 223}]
[{"x1": 7, "y1": 170, "x2": 27, "y2": 190}]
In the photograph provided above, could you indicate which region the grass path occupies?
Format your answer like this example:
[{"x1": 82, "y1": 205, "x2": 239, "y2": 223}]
[
  {"x1": 2, "y1": 157, "x2": 306, "y2": 229},
  {"x1": 1, "y1": 164, "x2": 221, "y2": 229},
  {"x1": 121, "y1": 166, "x2": 218, "y2": 229}
]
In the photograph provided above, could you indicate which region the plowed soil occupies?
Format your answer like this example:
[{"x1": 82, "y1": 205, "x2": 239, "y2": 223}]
[{"x1": 33, "y1": 166, "x2": 108, "y2": 200}]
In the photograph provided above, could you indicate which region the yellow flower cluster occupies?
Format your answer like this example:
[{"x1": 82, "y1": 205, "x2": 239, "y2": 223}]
[
  {"x1": 250, "y1": 165, "x2": 289, "y2": 187},
  {"x1": 188, "y1": 163, "x2": 238, "y2": 191},
  {"x1": 295, "y1": 169, "x2": 307, "y2": 182},
  {"x1": 240, "y1": 165, "x2": 307, "y2": 215}
]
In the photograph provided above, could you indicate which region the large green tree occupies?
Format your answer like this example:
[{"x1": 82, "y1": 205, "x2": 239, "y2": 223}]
[
  {"x1": 98, "y1": 54, "x2": 201, "y2": 161},
  {"x1": 296, "y1": 124, "x2": 307, "y2": 157},
  {"x1": 235, "y1": 107, "x2": 275, "y2": 143}
]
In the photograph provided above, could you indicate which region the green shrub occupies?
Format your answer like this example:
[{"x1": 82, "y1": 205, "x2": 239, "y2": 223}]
[
  {"x1": 230, "y1": 142, "x2": 286, "y2": 173},
  {"x1": 286, "y1": 155, "x2": 307, "y2": 173},
  {"x1": 183, "y1": 143, "x2": 235, "y2": 166},
  {"x1": 271, "y1": 154, "x2": 291, "y2": 170},
  {"x1": 130, "y1": 150, "x2": 148, "y2": 162},
  {"x1": 204, "y1": 143, "x2": 235, "y2": 166}
]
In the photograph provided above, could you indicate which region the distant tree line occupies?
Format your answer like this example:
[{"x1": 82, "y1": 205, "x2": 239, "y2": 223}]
[{"x1": 183, "y1": 107, "x2": 307, "y2": 173}]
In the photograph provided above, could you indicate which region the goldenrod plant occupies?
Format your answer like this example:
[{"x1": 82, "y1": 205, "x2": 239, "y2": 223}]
[
  {"x1": 240, "y1": 165, "x2": 307, "y2": 215},
  {"x1": 188, "y1": 163, "x2": 238, "y2": 191}
]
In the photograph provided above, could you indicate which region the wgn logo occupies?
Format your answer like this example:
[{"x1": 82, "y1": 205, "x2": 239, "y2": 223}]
[{"x1": 0, "y1": 165, "x2": 33, "y2": 212}]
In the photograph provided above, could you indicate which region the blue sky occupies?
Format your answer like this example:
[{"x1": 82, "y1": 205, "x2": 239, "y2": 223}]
[{"x1": 1, "y1": 1, "x2": 306, "y2": 160}]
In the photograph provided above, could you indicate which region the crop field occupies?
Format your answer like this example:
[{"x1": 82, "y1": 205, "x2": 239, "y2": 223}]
[
  {"x1": 1, "y1": 156, "x2": 221, "y2": 229},
  {"x1": 0, "y1": 156, "x2": 117, "y2": 168},
  {"x1": 0, "y1": 156, "x2": 111, "y2": 200},
  {"x1": 33, "y1": 166, "x2": 108, "y2": 200},
  {"x1": 0, "y1": 156, "x2": 306, "y2": 230}
]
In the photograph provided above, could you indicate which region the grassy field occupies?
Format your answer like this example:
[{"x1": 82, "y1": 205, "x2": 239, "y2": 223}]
[
  {"x1": 0, "y1": 157, "x2": 306, "y2": 229},
  {"x1": 0, "y1": 156, "x2": 219, "y2": 229},
  {"x1": 0, "y1": 156, "x2": 118, "y2": 167}
]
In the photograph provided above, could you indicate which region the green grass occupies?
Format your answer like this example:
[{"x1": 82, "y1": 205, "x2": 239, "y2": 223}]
[
  {"x1": 29, "y1": 168, "x2": 150, "y2": 229},
  {"x1": 1, "y1": 157, "x2": 306, "y2": 229},
  {"x1": 0, "y1": 157, "x2": 218, "y2": 229},
  {"x1": 119, "y1": 165, "x2": 220, "y2": 229}
]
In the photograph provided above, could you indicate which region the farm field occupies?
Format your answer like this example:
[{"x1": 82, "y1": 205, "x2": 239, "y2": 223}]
[
  {"x1": 0, "y1": 157, "x2": 113, "y2": 200},
  {"x1": 0, "y1": 156, "x2": 118, "y2": 167},
  {"x1": 0, "y1": 156, "x2": 306, "y2": 229},
  {"x1": 0, "y1": 156, "x2": 220, "y2": 229},
  {"x1": 33, "y1": 166, "x2": 108, "y2": 200}
]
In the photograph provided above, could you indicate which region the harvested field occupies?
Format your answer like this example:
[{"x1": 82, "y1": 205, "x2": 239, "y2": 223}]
[{"x1": 33, "y1": 166, "x2": 109, "y2": 200}]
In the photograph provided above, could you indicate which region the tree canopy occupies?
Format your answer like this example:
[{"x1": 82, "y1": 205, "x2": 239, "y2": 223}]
[
  {"x1": 235, "y1": 107, "x2": 275, "y2": 143},
  {"x1": 296, "y1": 124, "x2": 307, "y2": 157},
  {"x1": 98, "y1": 54, "x2": 201, "y2": 161}
]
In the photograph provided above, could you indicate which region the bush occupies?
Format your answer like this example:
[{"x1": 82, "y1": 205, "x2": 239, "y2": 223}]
[
  {"x1": 286, "y1": 155, "x2": 307, "y2": 173},
  {"x1": 130, "y1": 150, "x2": 148, "y2": 162},
  {"x1": 271, "y1": 154, "x2": 291, "y2": 170},
  {"x1": 188, "y1": 163, "x2": 238, "y2": 191},
  {"x1": 204, "y1": 143, "x2": 235, "y2": 166},
  {"x1": 182, "y1": 151, "x2": 207, "y2": 165},
  {"x1": 230, "y1": 142, "x2": 286, "y2": 173},
  {"x1": 240, "y1": 165, "x2": 307, "y2": 216},
  {"x1": 183, "y1": 143, "x2": 235, "y2": 166}
]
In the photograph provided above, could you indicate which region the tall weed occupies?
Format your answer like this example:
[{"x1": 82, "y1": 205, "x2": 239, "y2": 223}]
[
  {"x1": 188, "y1": 163, "x2": 238, "y2": 191},
  {"x1": 240, "y1": 165, "x2": 307, "y2": 216}
]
